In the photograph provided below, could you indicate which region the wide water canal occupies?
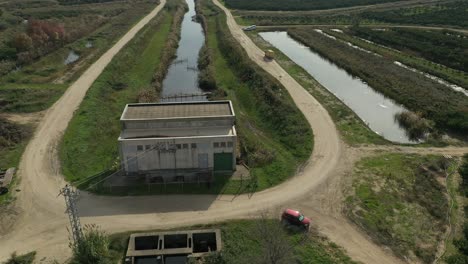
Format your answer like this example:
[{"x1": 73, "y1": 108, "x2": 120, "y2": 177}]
[{"x1": 260, "y1": 31, "x2": 414, "y2": 144}]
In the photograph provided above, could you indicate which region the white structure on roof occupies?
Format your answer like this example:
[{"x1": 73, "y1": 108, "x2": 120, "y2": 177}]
[{"x1": 118, "y1": 101, "x2": 237, "y2": 181}]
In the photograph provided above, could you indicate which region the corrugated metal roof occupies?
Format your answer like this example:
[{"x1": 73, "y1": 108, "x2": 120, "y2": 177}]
[{"x1": 122, "y1": 101, "x2": 233, "y2": 120}]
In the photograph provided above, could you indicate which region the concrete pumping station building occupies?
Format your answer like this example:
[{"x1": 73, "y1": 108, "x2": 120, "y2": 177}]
[{"x1": 118, "y1": 100, "x2": 237, "y2": 183}]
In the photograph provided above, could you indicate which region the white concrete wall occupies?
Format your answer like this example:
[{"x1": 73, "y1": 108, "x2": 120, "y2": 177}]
[{"x1": 120, "y1": 135, "x2": 236, "y2": 174}]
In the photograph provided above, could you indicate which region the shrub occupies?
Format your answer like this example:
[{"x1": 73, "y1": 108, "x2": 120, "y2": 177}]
[
  {"x1": 3, "y1": 252, "x2": 36, "y2": 264},
  {"x1": 395, "y1": 111, "x2": 433, "y2": 141},
  {"x1": 70, "y1": 225, "x2": 113, "y2": 264}
]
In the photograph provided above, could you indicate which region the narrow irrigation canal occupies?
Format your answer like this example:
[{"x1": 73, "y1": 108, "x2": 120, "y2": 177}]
[
  {"x1": 161, "y1": 0, "x2": 207, "y2": 101},
  {"x1": 260, "y1": 31, "x2": 414, "y2": 144}
]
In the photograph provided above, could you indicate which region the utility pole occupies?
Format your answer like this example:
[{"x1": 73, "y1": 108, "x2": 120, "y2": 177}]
[{"x1": 60, "y1": 184, "x2": 82, "y2": 245}]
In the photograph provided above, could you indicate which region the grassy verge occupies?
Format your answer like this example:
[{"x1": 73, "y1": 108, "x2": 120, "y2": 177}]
[
  {"x1": 444, "y1": 154, "x2": 468, "y2": 263},
  {"x1": 247, "y1": 30, "x2": 387, "y2": 146},
  {"x1": 60, "y1": 2, "x2": 181, "y2": 183},
  {"x1": 288, "y1": 28, "x2": 468, "y2": 137},
  {"x1": 108, "y1": 220, "x2": 357, "y2": 264},
  {"x1": 345, "y1": 153, "x2": 450, "y2": 263}
]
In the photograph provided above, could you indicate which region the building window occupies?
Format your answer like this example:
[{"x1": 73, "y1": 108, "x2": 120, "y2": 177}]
[
  {"x1": 213, "y1": 142, "x2": 219, "y2": 148},
  {"x1": 220, "y1": 142, "x2": 226, "y2": 148},
  {"x1": 182, "y1": 143, "x2": 188, "y2": 149},
  {"x1": 137, "y1": 145, "x2": 143, "y2": 151},
  {"x1": 227, "y1": 142, "x2": 233, "y2": 147},
  {"x1": 191, "y1": 143, "x2": 197, "y2": 149},
  {"x1": 176, "y1": 144, "x2": 182, "y2": 149},
  {"x1": 145, "y1": 145, "x2": 151, "y2": 150}
]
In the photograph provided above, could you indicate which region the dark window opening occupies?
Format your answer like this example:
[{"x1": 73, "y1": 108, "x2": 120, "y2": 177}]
[
  {"x1": 193, "y1": 232, "x2": 217, "y2": 253},
  {"x1": 135, "y1": 235, "x2": 159, "y2": 250},
  {"x1": 164, "y1": 234, "x2": 188, "y2": 249}
]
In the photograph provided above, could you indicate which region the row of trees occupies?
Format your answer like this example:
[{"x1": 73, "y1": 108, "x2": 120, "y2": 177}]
[
  {"x1": 225, "y1": 0, "x2": 401, "y2": 11},
  {"x1": 361, "y1": 1, "x2": 468, "y2": 28},
  {"x1": 350, "y1": 27, "x2": 468, "y2": 72}
]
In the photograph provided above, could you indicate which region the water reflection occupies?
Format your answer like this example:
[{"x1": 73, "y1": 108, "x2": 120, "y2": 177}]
[{"x1": 260, "y1": 31, "x2": 414, "y2": 143}]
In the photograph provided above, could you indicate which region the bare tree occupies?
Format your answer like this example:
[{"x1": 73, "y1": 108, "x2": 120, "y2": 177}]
[{"x1": 253, "y1": 212, "x2": 294, "y2": 264}]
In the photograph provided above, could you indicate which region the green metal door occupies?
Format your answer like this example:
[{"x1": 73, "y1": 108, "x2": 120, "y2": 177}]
[{"x1": 214, "y1": 153, "x2": 233, "y2": 171}]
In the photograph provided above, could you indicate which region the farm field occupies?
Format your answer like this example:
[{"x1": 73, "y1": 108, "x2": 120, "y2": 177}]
[
  {"x1": 349, "y1": 27, "x2": 468, "y2": 73},
  {"x1": 323, "y1": 28, "x2": 468, "y2": 90}
]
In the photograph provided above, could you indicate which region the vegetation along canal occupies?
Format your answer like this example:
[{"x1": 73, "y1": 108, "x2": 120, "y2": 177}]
[
  {"x1": 161, "y1": 0, "x2": 206, "y2": 101},
  {"x1": 260, "y1": 31, "x2": 414, "y2": 144}
]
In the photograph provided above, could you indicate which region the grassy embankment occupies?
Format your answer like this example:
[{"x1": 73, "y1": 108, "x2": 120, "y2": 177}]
[
  {"x1": 288, "y1": 29, "x2": 468, "y2": 140},
  {"x1": 346, "y1": 153, "x2": 450, "y2": 263},
  {"x1": 0, "y1": 0, "x2": 161, "y2": 113},
  {"x1": 323, "y1": 28, "x2": 468, "y2": 90},
  {"x1": 247, "y1": 30, "x2": 387, "y2": 145},
  {"x1": 108, "y1": 220, "x2": 356, "y2": 264},
  {"x1": 233, "y1": 1, "x2": 468, "y2": 27},
  {"x1": 60, "y1": 0, "x2": 185, "y2": 183}
]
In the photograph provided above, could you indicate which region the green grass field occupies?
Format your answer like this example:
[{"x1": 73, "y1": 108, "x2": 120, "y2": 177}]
[
  {"x1": 346, "y1": 153, "x2": 450, "y2": 263},
  {"x1": 60, "y1": 7, "x2": 175, "y2": 183}
]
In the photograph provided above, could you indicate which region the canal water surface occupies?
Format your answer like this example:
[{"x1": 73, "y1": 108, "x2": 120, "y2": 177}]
[
  {"x1": 260, "y1": 31, "x2": 414, "y2": 144},
  {"x1": 161, "y1": 0, "x2": 206, "y2": 101}
]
